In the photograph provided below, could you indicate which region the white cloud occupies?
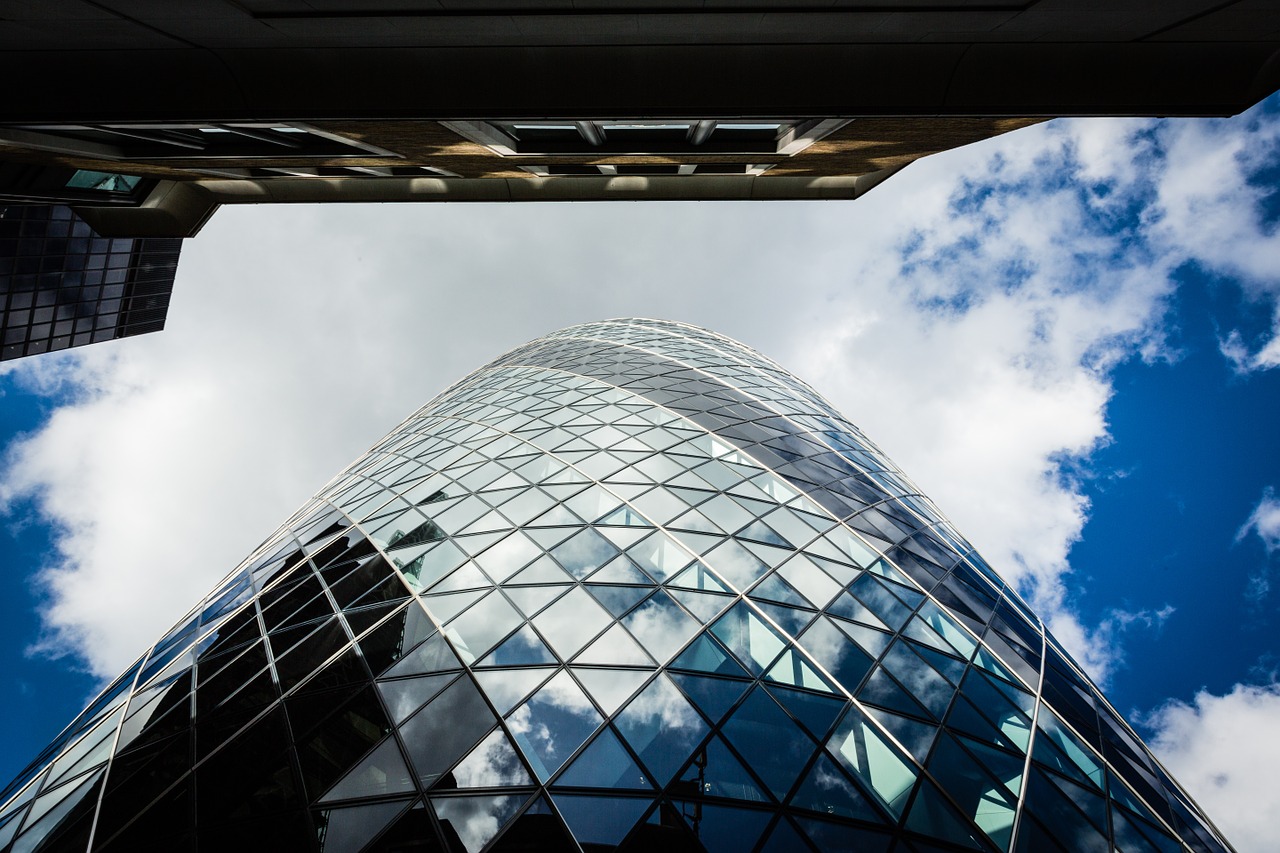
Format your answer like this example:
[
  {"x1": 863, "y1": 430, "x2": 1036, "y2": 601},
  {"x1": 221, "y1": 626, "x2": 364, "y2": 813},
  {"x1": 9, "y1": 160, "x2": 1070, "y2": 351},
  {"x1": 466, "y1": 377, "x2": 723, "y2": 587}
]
[
  {"x1": 1236, "y1": 487, "x2": 1280, "y2": 604},
  {"x1": 1144, "y1": 680, "x2": 1280, "y2": 853}
]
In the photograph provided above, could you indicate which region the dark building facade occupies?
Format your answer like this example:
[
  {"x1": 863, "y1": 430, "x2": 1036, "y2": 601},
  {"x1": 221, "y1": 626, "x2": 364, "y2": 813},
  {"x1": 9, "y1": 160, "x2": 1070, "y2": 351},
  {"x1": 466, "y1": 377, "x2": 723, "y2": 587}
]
[
  {"x1": 0, "y1": 206, "x2": 179, "y2": 361},
  {"x1": 0, "y1": 1, "x2": 1277, "y2": 236},
  {"x1": 0, "y1": 320, "x2": 1232, "y2": 852}
]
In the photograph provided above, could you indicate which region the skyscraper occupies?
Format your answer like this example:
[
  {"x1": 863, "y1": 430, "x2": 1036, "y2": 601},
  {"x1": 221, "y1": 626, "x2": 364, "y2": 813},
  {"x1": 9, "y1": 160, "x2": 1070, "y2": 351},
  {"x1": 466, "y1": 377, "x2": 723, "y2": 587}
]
[
  {"x1": 0, "y1": 319, "x2": 1231, "y2": 852},
  {"x1": 0, "y1": 206, "x2": 180, "y2": 361}
]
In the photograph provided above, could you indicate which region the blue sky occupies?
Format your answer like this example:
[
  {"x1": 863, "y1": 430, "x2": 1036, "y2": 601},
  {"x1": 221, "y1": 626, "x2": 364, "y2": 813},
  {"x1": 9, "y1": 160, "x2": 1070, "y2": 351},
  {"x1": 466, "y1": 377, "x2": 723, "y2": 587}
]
[{"x1": 1, "y1": 95, "x2": 1278, "y2": 849}]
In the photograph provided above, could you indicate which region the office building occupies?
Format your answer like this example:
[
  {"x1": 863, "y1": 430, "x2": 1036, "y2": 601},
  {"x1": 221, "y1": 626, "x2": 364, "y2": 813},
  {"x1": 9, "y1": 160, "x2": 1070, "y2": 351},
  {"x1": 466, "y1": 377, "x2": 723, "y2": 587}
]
[
  {"x1": 0, "y1": 206, "x2": 180, "y2": 361},
  {"x1": 0, "y1": 319, "x2": 1231, "y2": 852}
]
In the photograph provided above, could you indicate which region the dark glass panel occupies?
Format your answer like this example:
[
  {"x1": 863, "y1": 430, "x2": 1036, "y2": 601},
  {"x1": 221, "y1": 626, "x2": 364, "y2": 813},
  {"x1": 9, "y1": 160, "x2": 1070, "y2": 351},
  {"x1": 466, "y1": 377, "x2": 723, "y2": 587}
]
[
  {"x1": 903, "y1": 780, "x2": 989, "y2": 851},
  {"x1": 551, "y1": 795, "x2": 650, "y2": 851},
  {"x1": 614, "y1": 676, "x2": 708, "y2": 789},
  {"x1": 1018, "y1": 767, "x2": 1108, "y2": 853},
  {"x1": 91, "y1": 731, "x2": 190, "y2": 846},
  {"x1": 363, "y1": 801, "x2": 447, "y2": 853},
  {"x1": 274, "y1": 619, "x2": 350, "y2": 692},
  {"x1": 383, "y1": 631, "x2": 463, "y2": 679},
  {"x1": 316, "y1": 799, "x2": 410, "y2": 853},
  {"x1": 359, "y1": 604, "x2": 439, "y2": 676},
  {"x1": 720, "y1": 686, "x2": 818, "y2": 801},
  {"x1": 756, "y1": 817, "x2": 813, "y2": 852},
  {"x1": 670, "y1": 735, "x2": 767, "y2": 804},
  {"x1": 319, "y1": 736, "x2": 415, "y2": 803},
  {"x1": 400, "y1": 677, "x2": 497, "y2": 788},
  {"x1": 379, "y1": 673, "x2": 457, "y2": 725},
  {"x1": 554, "y1": 727, "x2": 651, "y2": 791},
  {"x1": 488, "y1": 795, "x2": 579, "y2": 852},
  {"x1": 670, "y1": 634, "x2": 749, "y2": 679},
  {"x1": 94, "y1": 778, "x2": 194, "y2": 852},
  {"x1": 764, "y1": 685, "x2": 846, "y2": 741},
  {"x1": 294, "y1": 685, "x2": 393, "y2": 800},
  {"x1": 477, "y1": 626, "x2": 557, "y2": 668},
  {"x1": 669, "y1": 674, "x2": 749, "y2": 728},
  {"x1": 665, "y1": 800, "x2": 773, "y2": 853},
  {"x1": 195, "y1": 707, "x2": 303, "y2": 825},
  {"x1": 432, "y1": 792, "x2": 531, "y2": 853},
  {"x1": 508, "y1": 672, "x2": 602, "y2": 782},
  {"x1": 793, "y1": 815, "x2": 892, "y2": 853}
]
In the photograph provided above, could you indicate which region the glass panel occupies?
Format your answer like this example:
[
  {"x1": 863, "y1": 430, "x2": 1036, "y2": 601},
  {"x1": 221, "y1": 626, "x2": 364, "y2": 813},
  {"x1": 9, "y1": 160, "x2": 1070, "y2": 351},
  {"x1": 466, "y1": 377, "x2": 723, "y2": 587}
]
[
  {"x1": 319, "y1": 737, "x2": 415, "y2": 802},
  {"x1": 554, "y1": 727, "x2": 651, "y2": 790},
  {"x1": 473, "y1": 533, "x2": 542, "y2": 582},
  {"x1": 550, "y1": 794, "x2": 649, "y2": 850},
  {"x1": 627, "y1": 532, "x2": 693, "y2": 582},
  {"x1": 471, "y1": 668, "x2": 555, "y2": 716},
  {"x1": 703, "y1": 540, "x2": 771, "y2": 589},
  {"x1": 318, "y1": 800, "x2": 409, "y2": 853},
  {"x1": 378, "y1": 673, "x2": 456, "y2": 724},
  {"x1": 720, "y1": 686, "x2": 817, "y2": 801},
  {"x1": 506, "y1": 584, "x2": 569, "y2": 617},
  {"x1": 432, "y1": 792, "x2": 530, "y2": 853},
  {"x1": 614, "y1": 675, "x2": 708, "y2": 788},
  {"x1": 572, "y1": 668, "x2": 652, "y2": 716},
  {"x1": 447, "y1": 592, "x2": 524, "y2": 663},
  {"x1": 621, "y1": 591, "x2": 700, "y2": 664},
  {"x1": 827, "y1": 710, "x2": 917, "y2": 818},
  {"x1": 443, "y1": 728, "x2": 534, "y2": 790},
  {"x1": 710, "y1": 603, "x2": 786, "y2": 676},
  {"x1": 508, "y1": 671, "x2": 602, "y2": 782},
  {"x1": 789, "y1": 751, "x2": 882, "y2": 822},
  {"x1": 531, "y1": 588, "x2": 612, "y2": 660},
  {"x1": 400, "y1": 677, "x2": 497, "y2": 788},
  {"x1": 673, "y1": 735, "x2": 767, "y2": 803}
]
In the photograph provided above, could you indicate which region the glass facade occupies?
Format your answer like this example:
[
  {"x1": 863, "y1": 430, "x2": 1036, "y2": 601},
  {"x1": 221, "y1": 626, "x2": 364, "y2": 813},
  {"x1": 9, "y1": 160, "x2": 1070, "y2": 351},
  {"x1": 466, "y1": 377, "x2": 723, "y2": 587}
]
[
  {"x1": 0, "y1": 319, "x2": 1232, "y2": 852},
  {"x1": 0, "y1": 206, "x2": 179, "y2": 361}
]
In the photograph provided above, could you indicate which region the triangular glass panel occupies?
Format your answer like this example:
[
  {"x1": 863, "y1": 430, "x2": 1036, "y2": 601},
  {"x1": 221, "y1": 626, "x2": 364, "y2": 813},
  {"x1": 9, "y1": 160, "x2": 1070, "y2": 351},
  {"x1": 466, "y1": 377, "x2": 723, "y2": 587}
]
[
  {"x1": 440, "y1": 727, "x2": 534, "y2": 790},
  {"x1": 702, "y1": 540, "x2": 771, "y2": 588},
  {"x1": 453, "y1": 530, "x2": 510, "y2": 558},
  {"x1": 788, "y1": 750, "x2": 883, "y2": 823},
  {"x1": 575, "y1": 624, "x2": 654, "y2": 666},
  {"x1": 721, "y1": 686, "x2": 821, "y2": 801},
  {"x1": 572, "y1": 668, "x2": 653, "y2": 716},
  {"x1": 432, "y1": 792, "x2": 532, "y2": 853},
  {"x1": 736, "y1": 519, "x2": 793, "y2": 548},
  {"x1": 554, "y1": 727, "x2": 652, "y2": 791},
  {"x1": 766, "y1": 683, "x2": 846, "y2": 741},
  {"x1": 597, "y1": 527, "x2": 654, "y2": 550},
  {"x1": 670, "y1": 633, "x2": 749, "y2": 678},
  {"x1": 550, "y1": 528, "x2": 620, "y2": 579},
  {"x1": 826, "y1": 592, "x2": 889, "y2": 631},
  {"x1": 473, "y1": 667, "x2": 556, "y2": 716},
  {"x1": 615, "y1": 675, "x2": 709, "y2": 788},
  {"x1": 587, "y1": 585, "x2": 651, "y2": 618},
  {"x1": 668, "y1": 800, "x2": 774, "y2": 853},
  {"x1": 508, "y1": 671, "x2": 602, "y2": 782},
  {"x1": 754, "y1": 602, "x2": 816, "y2": 638},
  {"x1": 749, "y1": 573, "x2": 811, "y2": 609},
  {"x1": 667, "y1": 589, "x2": 732, "y2": 623},
  {"x1": 666, "y1": 562, "x2": 730, "y2": 593},
  {"x1": 670, "y1": 530, "x2": 727, "y2": 558},
  {"x1": 668, "y1": 509, "x2": 723, "y2": 534},
  {"x1": 598, "y1": 505, "x2": 652, "y2": 527},
  {"x1": 586, "y1": 555, "x2": 653, "y2": 585},
  {"x1": 858, "y1": 668, "x2": 933, "y2": 720},
  {"x1": 401, "y1": 676, "x2": 499, "y2": 789},
  {"x1": 378, "y1": 673, "x2": 457, "y2": 724},
  {"x1": 833, "y1": 618, "x2": 891, "y2": 657},
  {"x1": 794, "y1": 815, "x2": 893, "y2": 853},
  {"x1": 507, "y1": 556, "x2": 575, "y2": 585},
  {"x1": 473, "y1": 532, "x2": 542, "y2": 582},
  {"x1": 487, "y1": 795, "x2": 579, "y2": 853},
  {"x1": 627, "y1": 532, "x2": 694, "y2": 582},
  {"x1": 551, "y1": 794, "x2": 650, "y2": 851},
  {"x1": 904, "y1": 779, "x2": 987, "y2": 851},
  {"x1": 764, "y1": 649, "x2": 836, "y2": 695},
  {"x1": 672, "y1": 734, "x2": 768, "y2": 804},
  {"x1": 505, "y1": 584, "x2": 569, "y2": 618},
  {"x1": 622, "y1": 590, "x2": 701, "y2": 664},
  {"x1": 420, "y1": 588, "x2": 487, "y2": 624},
  {"x1": 528, "y1": 504, "x2": 584, "y2": 528},
  {"x1": 865, "y1": 708, "x2": 938, "y2": 764},
  {"x1": 669, "y1": 673, "x2": 750, "y2": 727},
  {"x1": 757, "y1": 816, "x2": 812, "y2": 853},
  {"x1": 709, "y1": 602, "x2": 786, "y2": 676},
  {"x1": 383, "y1": 632, "x2": 462, "y2": 679},
  {"x1": 476, "y1": 626, "x2": 557, "y2": 667},
  {"x1": 317, "y1": 799, "x2": 410, "y2": 852},
  {"x1": 426, "y1": 563, "x2": 489, "y2": 595},
  {"x1": 319, "y1": 736, "x2": 415, "y2": 803}
]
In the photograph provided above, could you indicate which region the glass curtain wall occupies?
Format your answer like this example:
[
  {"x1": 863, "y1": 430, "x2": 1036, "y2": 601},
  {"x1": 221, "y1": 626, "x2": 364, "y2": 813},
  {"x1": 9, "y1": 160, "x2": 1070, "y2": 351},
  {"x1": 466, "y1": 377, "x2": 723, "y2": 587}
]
[{"x1": 0, "y1": 319, "x2": 1232, "y2": 853}]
